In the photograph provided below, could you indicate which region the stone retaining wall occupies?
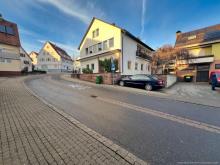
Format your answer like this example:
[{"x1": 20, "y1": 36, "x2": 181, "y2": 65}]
[{"x1": 71, "y1": 73, "x2": 121, "y2": 85}]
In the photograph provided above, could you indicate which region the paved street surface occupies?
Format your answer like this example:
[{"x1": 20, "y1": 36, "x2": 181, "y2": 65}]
[
  {"x1": 0, "y1": 77, "x2": 146, "y2": 165},
  {"x1": 25, "y1": 74, "x2": 220, "y2": 165},
  {"x1": 165, "y1": 82, "x2": 220, "y2": 101}
]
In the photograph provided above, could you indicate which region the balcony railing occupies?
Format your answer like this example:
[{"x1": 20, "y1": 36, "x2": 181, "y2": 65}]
[
  {"x1": 136, "y1": 51, "x2": 152, "y2": 61},
  {"x1": 0, "y1": 51, "x2": 20, "y2": 60}
]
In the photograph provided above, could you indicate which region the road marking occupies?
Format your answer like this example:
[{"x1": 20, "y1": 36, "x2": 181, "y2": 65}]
[
  {"x1": 69, "y1": 84, "x2": 91, "y2": 90},
  {"x1": 97, "y1": 97, "x2": 220, "y2": 134}
]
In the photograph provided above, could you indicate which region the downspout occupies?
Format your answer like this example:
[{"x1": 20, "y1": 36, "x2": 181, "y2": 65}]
[{"x1": 121, "y1": 32, "x2": 124, "y2": 74}]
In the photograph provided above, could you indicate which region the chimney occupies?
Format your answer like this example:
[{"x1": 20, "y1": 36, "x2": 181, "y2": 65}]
[
  {"x1": 176, "y1": 30, "x2": 181, "y2": 38},
  {"x1": 112, "y1": 23, "x2": 116, "y2": 26}
]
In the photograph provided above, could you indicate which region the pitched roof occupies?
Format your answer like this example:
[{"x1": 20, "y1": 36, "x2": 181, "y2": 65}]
[
  {"x1": 175, "y1": 24, "x2": 220, "y2": 47},
  {"x1": 30, "y1": 51, "x2": 39, "y2": 56},
  {"x1": 48, "y1": 41, "x2": 72, "y2": 61},
  {"x1": 20, "y1": 47, "x2": 32, "y2": 61},
  {"x1": 78, "y1": 17, "x2": 154, "y2": 51}
]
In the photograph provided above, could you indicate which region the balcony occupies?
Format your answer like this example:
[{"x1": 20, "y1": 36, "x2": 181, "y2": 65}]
[
  {"x1": 0, "y1": 51, "x2": 20, "y2": 60},
  {"x1": 136, "y1": 50, "x2": 152, "y2": 61}
]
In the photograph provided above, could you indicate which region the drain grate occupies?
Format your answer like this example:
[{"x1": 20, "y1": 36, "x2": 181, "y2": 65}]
[{"x1": 90, "y1": 95, "x2": 97, "y2": 98}]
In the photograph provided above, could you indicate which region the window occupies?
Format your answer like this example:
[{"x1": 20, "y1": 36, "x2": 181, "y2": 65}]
[
  {"x1": 86, "y1": 64, "x2": 89, "y2": 69},
  {"x1": 141, "y1": 64, "x2": 143, "y2": 71},
  {"x1": 127, "y1": 61, "x2": 131, "y2": 70},
  {"x1": 6, "y1": 59, "x2": 11, "y2": 63},
  {"x1": 0, "y1": 58, "x2": 4, "y2": 63},
  {"x1": 6, "y1": 26, "x2": 14, "y2": 35},
  {"x1": 109, "y1": 38, "x2": 114, "y2": 48},
  {"x1": 92, "y1": 31, "x2": 95, "y2": 38},
  {"x1": 89, "y1": 46, "x2": 93, "y2": 54},
  {"x1": 96, "y1": 29, "x2": 99, "y2": 37},
  {"x1": 215, "y1": 64, "x2": 220, "y2": 69},
  {"x1": 135, "y1": 62, "x2": 138, "y2": 70},
  {"x1": 98, "y1": 43, "x2": 102, "y2": 51},
  {"x1": 85, "y1": 48, "x2": 88, "y2": 55},
  {"x1": 0, "y1": 25, "x2": 5, "y2": 33},
  {"x1": 91, "y1": 64, "x2": 94, "y2": 70},
  {"x1": 20, "y1": 53, "x2": 25, "y2": 57},
  {"x1": 47, "y1": 58, "x2": 50, "y2": 61},
  {"x1": 93, "y1": 44, "x2": 98, "y2": 53},
  {"x1": 103, "y1": 40, "x2": 108, "y2": 50}
]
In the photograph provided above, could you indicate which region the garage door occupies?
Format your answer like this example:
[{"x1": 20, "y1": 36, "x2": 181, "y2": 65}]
[{"x1": 196, "y1": 71, "x2": 209, "y2": 82}]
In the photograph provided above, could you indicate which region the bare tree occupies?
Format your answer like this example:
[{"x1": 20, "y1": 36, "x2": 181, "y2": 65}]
[{"x1": 152, "y1": 44, "x2": 191, "y2": 74}]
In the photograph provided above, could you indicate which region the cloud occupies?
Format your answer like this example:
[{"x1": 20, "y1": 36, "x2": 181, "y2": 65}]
[
  {"x1": 36, "y1": 0, "x2": 105, "y2": 24},
  {"x1": 140, "y1": 0, "x2": 146, "y2": 38},
  {"x1": 38, "y1": 40, "x2": 79, "y2": 57}
]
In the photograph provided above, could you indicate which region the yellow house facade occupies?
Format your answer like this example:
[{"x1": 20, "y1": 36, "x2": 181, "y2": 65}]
[
  {"x1": 78, "y1": 18, "x2": 153, "y2": 75},
  {"x1": 29, "y1": 51, "x2": 38, "y2": 66},
  {"x1": 175, "y1": 24, "x2": 220, "y2": 82}
]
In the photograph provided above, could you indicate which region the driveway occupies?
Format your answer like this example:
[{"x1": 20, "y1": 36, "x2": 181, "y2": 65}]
[{"x1": 165, "y1": 82, "x2": 220, "y2": 101}]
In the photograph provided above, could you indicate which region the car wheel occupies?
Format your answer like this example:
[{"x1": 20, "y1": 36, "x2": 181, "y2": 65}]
[
  {"x1": 145, "y1": 84, "x2": 152, "y2": 91},
  {"x1": 119, "y1": 81, "x2": 124, "y2": 86}
]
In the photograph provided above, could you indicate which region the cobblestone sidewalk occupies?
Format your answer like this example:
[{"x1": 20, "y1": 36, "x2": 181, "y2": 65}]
[{"x1": 0, "y1": 77, "x2": 147, "y2": 165}]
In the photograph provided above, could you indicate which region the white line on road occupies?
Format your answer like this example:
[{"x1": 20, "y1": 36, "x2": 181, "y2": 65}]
[{"x1": 97, "y1": 97, "x2": 220, "y2": 134}]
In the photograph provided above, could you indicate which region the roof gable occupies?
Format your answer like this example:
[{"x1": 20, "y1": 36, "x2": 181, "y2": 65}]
[
  {"x1": 78, "y1": 17, "x2": 121, "y2": 50},
  {"x1": 78, "y1": 17, "x2": 154, "y2": 51},
  {"x1": 43, "y1": 41, "x2": 72, "y2": 61}
]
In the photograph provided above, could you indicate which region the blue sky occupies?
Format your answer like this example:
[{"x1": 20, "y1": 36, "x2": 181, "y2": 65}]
[{"x1": 1, "y1": 0, "x2": 220, "y2": 57}]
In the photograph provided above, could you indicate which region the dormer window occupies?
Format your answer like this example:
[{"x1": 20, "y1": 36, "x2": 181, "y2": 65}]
[{"x1": 188, "y1": 35, "x2": 196, "y2": 40}]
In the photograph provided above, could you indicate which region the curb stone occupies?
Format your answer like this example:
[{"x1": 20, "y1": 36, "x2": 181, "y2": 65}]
[{"x1": 22, "y1": 78, "x2": 149, "y2": 165}]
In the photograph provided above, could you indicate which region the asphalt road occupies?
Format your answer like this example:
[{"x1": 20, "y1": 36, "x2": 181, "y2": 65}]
[{"x1": 25, "y1": 74, "x2": 220, "y2": 165}]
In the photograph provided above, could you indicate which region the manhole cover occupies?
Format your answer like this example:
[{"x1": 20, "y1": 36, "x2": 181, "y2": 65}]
[{"x1": 90, "y1": 95, "x2": 97, "y2": 98}]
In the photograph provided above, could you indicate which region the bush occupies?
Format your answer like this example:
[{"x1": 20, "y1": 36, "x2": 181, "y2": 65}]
[
  {"x1": 99, "y1": 58, "x2": 118, "y2": 72},
  {"x1": 82, "y1": 68, "x2": 93, "y2": 74}
]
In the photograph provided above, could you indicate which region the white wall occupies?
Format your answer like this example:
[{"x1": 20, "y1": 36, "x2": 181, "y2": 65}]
[
  {"x1": 20, "y1": 47, "x2": 32, "y2": 72},
  {"x1": 122, "y1": 34, "x2": 151, "y2": 75},
  {"x1": 80, "y1": 58, "x2": 99, "y2": 73},
  {"x1": 37, "y1": 49, "x2": 61, "y2": 71}
]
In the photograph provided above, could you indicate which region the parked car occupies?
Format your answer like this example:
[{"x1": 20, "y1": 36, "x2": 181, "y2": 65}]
[
  {"x1": 209, "y1": 71, "x2": 220, "y2": 86},
  {"x1": 117, "y1": 74, "x2": 165, "y2": 91}
]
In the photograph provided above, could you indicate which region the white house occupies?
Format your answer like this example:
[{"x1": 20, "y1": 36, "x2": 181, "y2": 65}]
[
  {"x1": 20, "y1": 47, "x2": 32, "y2": 72},
  {"x1": 78, "y1": 17, "x2": 154, "y2": 75},
  {"x1": 37, "y1": 41, "x2": 73, "y2": 72}
]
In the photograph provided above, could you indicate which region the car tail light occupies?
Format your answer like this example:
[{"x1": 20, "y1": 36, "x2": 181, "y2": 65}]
[
  {"x1": 218, "y1": 78, "x2": 220, "y2": 82},
  {"x1": 158, "y1": 80, "x2": 163, "y2": 84}
]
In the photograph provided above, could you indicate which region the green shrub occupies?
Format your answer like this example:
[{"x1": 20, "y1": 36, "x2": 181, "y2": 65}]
[{"x1": 82, "y1": 68, "x2": 93, "y2": 74}]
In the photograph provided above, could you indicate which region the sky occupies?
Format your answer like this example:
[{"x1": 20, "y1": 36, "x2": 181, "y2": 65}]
[{"x1": 1, "y1": 0, "x2": 220, "y2": 58}]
